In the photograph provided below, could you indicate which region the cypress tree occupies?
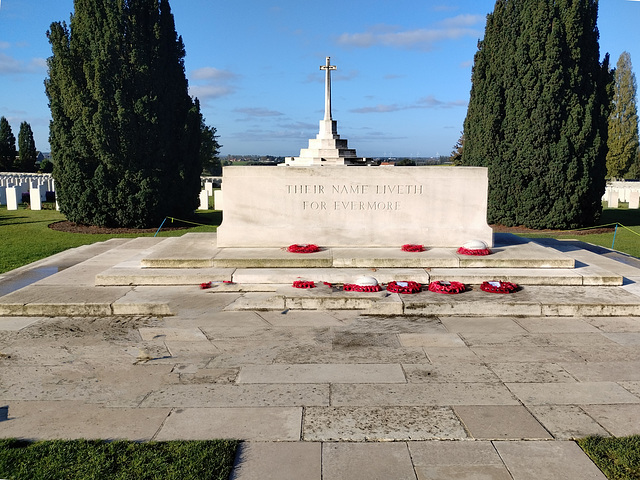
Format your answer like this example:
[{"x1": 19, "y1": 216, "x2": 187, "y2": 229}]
[
  {"x1": 17, "y1": 121, "x2": 38, "y2": 172},
  {"x1": 0, "y1": 117, "x2": 16, "y2": 172},
  {"x1": 45, "y1": 0, "x2": 202, "y2": 228},
  {"x1": 463, "y1": 0, "x2": 612, "y2": 229},
  {"x1": 606, "y1": 52, "x2": 639, "y2": 179}
]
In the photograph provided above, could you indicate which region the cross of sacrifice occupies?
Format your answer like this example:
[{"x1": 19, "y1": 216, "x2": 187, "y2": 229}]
[{"x1": 320, "y1": 57, "x2": 337, "y2": 121}]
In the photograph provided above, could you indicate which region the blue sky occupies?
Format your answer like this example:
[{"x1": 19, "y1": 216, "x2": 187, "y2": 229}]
[{"x1": 1, "y1": 0, "x2": 639, "y2": 158}]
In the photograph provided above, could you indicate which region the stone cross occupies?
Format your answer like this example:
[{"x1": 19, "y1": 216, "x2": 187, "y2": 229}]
[{"x1": 320, "y1": 56, "x2": 337, "y2": 121}]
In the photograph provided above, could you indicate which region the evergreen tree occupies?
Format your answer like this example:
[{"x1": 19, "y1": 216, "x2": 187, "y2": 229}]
[
  {"x1": 45, "y1": 0, "x2": 202, "y2": 228},
  {"x1": 17, "y1": 121, "x2": 38, "y2": 172},
  {"x1": 606, "y1": 52, "x2": 639, "y2": 179},
  {"x1": 200, "y1": 118, "x2": 222, "y2": 176},
  {"x1": 0, "y1": 117, "x2": 16, "y2": 172},
  {"x1": 462, "y1": 0, "x2": 612, "y2": 229}
]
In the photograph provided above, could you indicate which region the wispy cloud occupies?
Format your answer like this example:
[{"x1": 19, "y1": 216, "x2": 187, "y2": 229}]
[
  {"x1": 234, "y1": 107, "x2": 284, "y2": 118},
  {"x1": 351, "y1": 95, "x2": 467, "y2": 113},
  {"x1": 336, "y1": 15, "x2": 484, "y2": 51},
  {"x1": 189, "y1": 67, "x2": 239, "y2": 101},
  {"x1": 0, "y1": 41, "x2": 10, "y2": 49},
  {"x1": 0, "y1": 52, "x2": 46, "y2": 75},
  {"x1": 306, "y1": 69, "x2": 359, "y2": 83}
]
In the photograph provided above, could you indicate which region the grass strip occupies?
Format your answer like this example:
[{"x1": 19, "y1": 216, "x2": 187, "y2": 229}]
[
  {"x1": 578, "y1": 436, "x2": 640, "y2": 480},
  {"x1": 0, "y1": 438, "x2": 239, "y2": 480}
]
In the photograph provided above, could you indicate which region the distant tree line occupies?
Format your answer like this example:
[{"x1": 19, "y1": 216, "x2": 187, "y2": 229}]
[{"x1": 0, "y1": 117, "x2": 42, "y2": 173}]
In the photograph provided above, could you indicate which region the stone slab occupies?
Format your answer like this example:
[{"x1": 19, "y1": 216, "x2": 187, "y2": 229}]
[
  {"x1": 429, "y1": 267, "x2": 584, "y2": 285},
  {"x1": 580, "y1": 404, "x2": 640, "y2": 436},
  {"x1": 230, "y1": 442, "x2": 321, "y2": 480},
  {"x1": 232, "y1": 267, "x2": 430, "y2": 284},
  {"x1": 0, "y1": 401, "x2": 169, "y2": 441},
  {"x1": 331, "y1": 248, "x2": 458, "y2": 268},
  {"x1": 528, "y1": 405, "x2": 611, "y2": 440},
  {"x1": 139, "y1": 384, "x2": 330, "y2": 407},
  {"x1": 257, "y1": 310, "x2": 344, "y2": 327},
  {"x1": 561, "y1": 361, "x2": 640, "y2": 382},
  {"x1": 458, "y1": 242, "x2": 575, "y2": 268},
  {"x1": 454, "y1": 405, "x2": 552, "y2": 440},
  {"x1": 236, "y1": 364, "x2": 406, "y2": 384},
  {"x1": 0, "y1": 316, "x2": 43, "y2": 331},
  {"x1": 216, "y1": 165, "x2": 493, "y2": 248},
  {"x1": 141, "y1": 235, "x2": 217, "y2": 268},
  {"x1": 96, "y1": 267, "x2": 235, "y2": 286},
  {"x1": 154, "y1": 407, "x2": 302, "y2": 441},
  {"x1": 493, "y1": 441, "x2": 608, "y2": 480},
  {"x1": 403, "y1": 363, "x2": 501, "y2": 383},
  {"x1": 488, "y1": 363, "x2": 577, "y2": 383},
  {"x1": 213, "y1": 248, "x2": 333, "y2": 268},
  {"x1": 507, "y1": 381, "x2": 640, "y2": 405},
  {"x1": 322, "y1": 442, "x2": 417, "y2": 480},
  {"x1": 398, "y1": 333, "x2": 466, "y2": 347},
  {"x1": 138, "y1": 327, "x2": 209, "y2": 342},
  {"x1": 303, "y1": 406, "x2": 467, "y2": 441},
  {"x1": 331, "y1": 383, "x2": 520, "y2": 406}
]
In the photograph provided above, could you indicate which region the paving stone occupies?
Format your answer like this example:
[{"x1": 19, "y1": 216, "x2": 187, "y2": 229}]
[
  {"x1": 488, "y1": 363, "x2": 577, "y2": 383},
  {"x1": 273, "y1": 345, "x2": 430, "y2": 365},
  {"x1": 439, "y1": 317, "x2": 528, "y2": 334},
  {"x1": 139, "y1": 384, "x2": 330, "y2": 407},
  {"x1": 515, "y1": 317, "x2": 601, "y2": 333},
  {"x1": 303, "y1": 406, "x2": 467, "y2": 441},
  {"x1": 493, "y1": 440, "x2": 608, "y2": 480},
  {"x1": 336, "y1": 315, "x2": 448, "y2": 334},
  {"x1": 529, "y1": 405, "x2": 610, "y2": 440},
  {"x1": 230, "y1": 442, "x2": 321, "y2": 480},
  {"x1": 257, "y1": 310, "x2": 345, "y2": 327},
  {"x1": 507, "y1": 382, "x2": 640, "y2": 405},
  {"x1": 454, "y1": 405, "x2": 552, "y2": 440},
  {"x1": 403, "y1": 363, "x2": 500, "y2": 383},
  {"x1": 580, "y1": 404, "x2": 640, "y2": 436},
  {"x1": 322, "y1": 442, "x2": 416, "y2": 480},
  {"x1": 546, "y1": 333, "x2": 619, "y2": 347},
  {"x1": 471, "y1": 346, "x2": 583, "y2": 363},
  {"x1": 415, "y1": 465, "x2": 513, "y2": 480},
  {"x1": 425, "y1": 346, "x2": 483, "y2": 363},
  {"x1": 332, "y1": 332, "x2": 401, "y2": 348},
  {"x1": 331, "y1": 383, "x2": 520, "y2": 406},
  {"x1": 398, "y1": 333, "x2": 466, "y2": 347},
  {"x1": 138, "y1": 327, "x2": 209, "y2": 342},
  {"x1": 460, "y1": 333, "x2": 551, "y2": 347},
  {"x1": 408, "y1": 440, "x2": 504, "y2": 466},
  {"x1": 0, "y1": 316, "x2": 43, "y2": 331},
  {"x1": 237, "y1": 364, "x2": 406, "y2": 384},
  {"x1": 602, "y1": 332, "x2": 640, "y2": 345},
  {"x1": 0, "y1": 401, "x2": 169, "y2": 440},
  {"x1": 584, "y1": 316, "x2": 640, "y2": 332},
  {"x1": 620, "y1": 381, "x2": 640, "y2": 397},
  {"x1": 569, "y1": 345, "x2": 640, "y2": 362},
  {"x1": 155, "y1": 407, "x2": 302, "y2": 441},
  {"x1": 224, "y1": 293, "x2": 286, "y2": 311},
  {"x1": 561, "y1": 361, "x2": 640, "y2": 382}
]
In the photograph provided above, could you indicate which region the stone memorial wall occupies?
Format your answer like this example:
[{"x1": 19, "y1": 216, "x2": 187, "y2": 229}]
[{"x1": 216, "y1": 165, "x2": 493, "y2": 247}]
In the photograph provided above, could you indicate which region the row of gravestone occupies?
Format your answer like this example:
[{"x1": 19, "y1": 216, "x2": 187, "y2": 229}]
[
  {"x1": 0, "y1": 173, "x2": 57, "y2": 211},
  {"x1": 197, "y1": 177, "x2": 222, "y2": 210},
  {"x1": 602, "y1": 182, "x2": 640, "y2": 209}
]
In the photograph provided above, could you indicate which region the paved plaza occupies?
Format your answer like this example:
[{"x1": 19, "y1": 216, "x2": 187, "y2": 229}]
[{"x1": 1, "y1": 235, "x2": 640, "y2": 479}]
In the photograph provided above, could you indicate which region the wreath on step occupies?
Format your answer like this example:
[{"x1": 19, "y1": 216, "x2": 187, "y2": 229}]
[
  {"x1": 428, "y1": 280, "x2": 466, "y2": 294},
  {"x1": 343, "y1": 284, "x2": 382, "y2": 292},
  {"x1": 480, "y1": 280, "x2": 519, "y2": 294},
  {"x1": 292, "y1": 280, "x2": 316, "y2": 289},
  {"x1": 456, "y1": 246, "x2": 491, "y2": 256},
  {"x1": 401, "y1": 244, "x2": 425, "y2": 252},
  {"x1": 287, "y1": 244, "x2": 320, "y2": 253},
  {"x1": 386, "y1": 281, "x2": 422, "y2": 294}
]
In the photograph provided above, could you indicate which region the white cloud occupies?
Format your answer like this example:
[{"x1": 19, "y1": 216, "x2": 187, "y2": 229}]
[
  {"x1": 189, "y1": 66, "x2": 239, "y2": 101},
  {"x1": 191, "y1": 67, "x2": 238, "y2": 81},
  {"x1": 0, "y1": 41, "x2": 10, "y2": 49},
  {"x1": 234, "y1": 107, "x2": 284, "y2": 117},
  {"x1": 0, "y1": 53, "x2": 47, "y2": 74},
  {"x1": 336, "y1": 15, "x2": 484, "y2": 51},
  {"x1": 351, "y1": 95, "x2": 467, "y2": 113},
  {"x1": 189, "y1": 84, "x2": 235, "y2": 99}
]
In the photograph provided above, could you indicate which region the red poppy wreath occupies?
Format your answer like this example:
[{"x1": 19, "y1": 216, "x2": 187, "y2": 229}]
[
  {"x1": 287, "y1": 244, "x2": 320, "y2": 253},
  {"x1": 386, "y1": 281, "x2": 422, "y2": 294},
  {"x1": 401, "y1": 244, "x2": 425, "y2": 252},
  {"x1": 293, "y1": 280, "x2": 315, "y2": 289},
  {"x1": 480, "y1": 281, "x2": 519, "y2": 294},
  {"x1": 428, "y1": 280, "x2": 466, "y2": 294}
]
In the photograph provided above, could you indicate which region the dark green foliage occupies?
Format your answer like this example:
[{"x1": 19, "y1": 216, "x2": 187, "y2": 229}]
[
  {"x1": 578, "y1": 436, "x2": 640, "y2": 480},
  {"x1": 45, "y1": 0, "x2": 202, "y2": 228},
  {"x1": 39, "y1": 158, "x2": 54, "y2": 173},
  {"x1": 17, "y1": 121, "x2": 38, "y2": 172},
  {"x1": 200, "y1": 117, "x2": 222, "y2": 176},
  {"x1": 462, "y1": 0, "x2": 612, "y2": 229},
  {"x1": 0, "y1": 438, "x2": 239, "y2": 480},
  {"x1": 606, "y1": 52, "x2": 640, "y2": 179},
  {"x1": 0, "y1": 116, "x2": 17, "y2": 171}
]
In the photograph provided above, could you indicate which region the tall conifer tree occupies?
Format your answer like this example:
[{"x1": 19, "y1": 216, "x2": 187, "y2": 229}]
[
  {"x1": 0, "y1": 117, "x2": 16, "y2": 172},
  {"x1": 17, "y1": 122, "x2": 38, "y2": 172},
  {"x1": 607, "y1": 52, "x2": 639, "y2": 179},
  {"x1": 463, "y1": 0, "x2": 612, "y2": 229},
  {"x1": 45, "y1": 0, "x2": 201, "y2": 228}
]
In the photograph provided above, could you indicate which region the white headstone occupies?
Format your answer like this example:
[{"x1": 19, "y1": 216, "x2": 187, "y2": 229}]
[
  {"x1": 30, "y1": 186, "x2": 42, "y2": 210},
  {"x1": 198, "y1": 190, "x2": 209, "y2": 210},
  {"x1": 629, "y1": 191, "x2": 639, "y2": 209},
  {"x1": 204, "y1": 182, "x2": 213, "y2": 196},
  {"x1": 6, "y1": 187, "x2": 18, "y2": 210},
  {"x1": 609, "y1": 191, "x2": 619, "y2": 208},
  {"x1": 214, "y1": 190, "x2": 223, "y2": 211}
]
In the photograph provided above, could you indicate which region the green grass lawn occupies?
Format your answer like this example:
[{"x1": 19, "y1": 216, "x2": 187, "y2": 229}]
[
  {"x1": 0, "y1": 438, "x2": 238, "y2": 480},
  {"x1": 0, "y1": 206, "x2": 220, "y2": 274},
  {"x1": 578, "y1": 436, "x2": 640, "y2": 480},
  {"x1": 514, "y1": 207, "x2": 640, "y2": 259}
]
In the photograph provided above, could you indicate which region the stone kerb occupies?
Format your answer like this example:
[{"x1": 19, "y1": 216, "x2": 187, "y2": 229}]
[{"x1": 216, "y1": 165, "x2": 493, "y2": 248}]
